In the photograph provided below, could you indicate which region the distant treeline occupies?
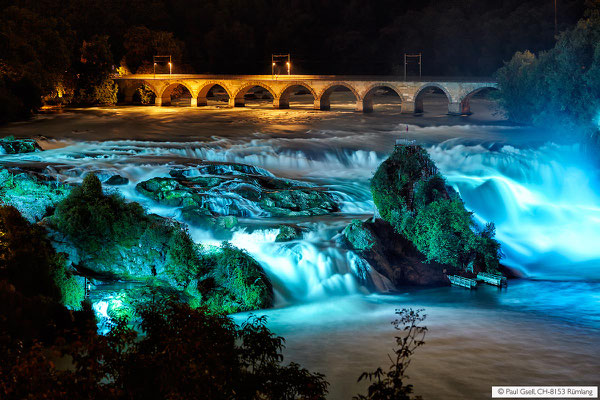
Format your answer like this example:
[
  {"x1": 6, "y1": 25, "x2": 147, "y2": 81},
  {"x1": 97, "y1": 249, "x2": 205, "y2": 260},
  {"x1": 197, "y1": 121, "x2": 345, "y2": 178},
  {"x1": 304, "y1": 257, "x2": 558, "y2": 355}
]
[{"x1": 0, "y1": 0, "x2": 588, "y2": 122}]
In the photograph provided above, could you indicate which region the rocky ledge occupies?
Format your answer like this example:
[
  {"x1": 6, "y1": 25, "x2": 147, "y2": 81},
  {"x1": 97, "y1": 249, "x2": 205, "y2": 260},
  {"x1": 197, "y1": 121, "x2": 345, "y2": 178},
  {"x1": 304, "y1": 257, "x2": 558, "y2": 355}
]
[
  {"x1": 135, "y1": 163, "x2": 340, "y2": 231},
  {"x1": 0, "y1": 136, "x2": 42, "y2": 154}
]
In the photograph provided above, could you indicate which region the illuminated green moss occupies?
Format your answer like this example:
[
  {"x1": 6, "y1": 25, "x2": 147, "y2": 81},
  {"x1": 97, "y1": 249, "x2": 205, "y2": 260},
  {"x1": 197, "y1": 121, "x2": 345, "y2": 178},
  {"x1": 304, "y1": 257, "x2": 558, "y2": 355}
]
[
  {"x1": 51, "y1": 174, "x2": 273, "y2": 314},
  {"x1": 371, "y1": 145, "x2": 501, "y2": 272},
  {"x1": 198, "y1": 243, "x2": 273, "y2": 314},
  {"x1": 0, "y1": 169, "x2": 70, "y2": 222}
]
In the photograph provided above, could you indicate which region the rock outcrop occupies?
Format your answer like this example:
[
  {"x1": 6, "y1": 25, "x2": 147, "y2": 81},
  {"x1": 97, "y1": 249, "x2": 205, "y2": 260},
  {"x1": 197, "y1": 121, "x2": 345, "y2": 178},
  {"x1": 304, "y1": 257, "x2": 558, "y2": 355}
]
[
  {"x1": 135, "y1": 164, "x2": 340, "y2": 229},
  {"x1": 342, "y1": 218, "x2": 451, "y2": 287},
  {"x1": 47, "y1": 174, "x2": 273, "y2": 313},
  {"x1": 370, "y1": 144, "x2": 501, "y2": 274},
  {"x1": 0, "y1": 137, "x2": 42, "y2": 154}
]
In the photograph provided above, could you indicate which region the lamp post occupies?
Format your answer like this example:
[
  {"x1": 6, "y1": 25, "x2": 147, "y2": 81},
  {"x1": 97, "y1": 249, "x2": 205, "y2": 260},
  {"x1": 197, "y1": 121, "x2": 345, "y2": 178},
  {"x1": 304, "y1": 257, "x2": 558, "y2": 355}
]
[
  {"x1": 286, "y1": 61, "x2": 291, "y2": 75},
  {"x1": 154, "y1": 62, "x2": 157, "y2": 78},
  {"x1": 169, "y1": 62, "x2": 172, "y2": 75}
]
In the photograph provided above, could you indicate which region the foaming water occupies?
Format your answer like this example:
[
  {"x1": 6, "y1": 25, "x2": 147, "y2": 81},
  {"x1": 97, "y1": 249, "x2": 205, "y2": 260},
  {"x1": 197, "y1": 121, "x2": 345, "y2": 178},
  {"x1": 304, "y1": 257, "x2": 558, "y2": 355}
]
[
  {"x1": 2, "y1": 110, "x2": 600, "y2": 399},
  {"x1": 3, "y1": 128, "x2": 600, "y2": 281},
  {"x1": 429, "y1": 141, "x2": 600, "y2": 279}
]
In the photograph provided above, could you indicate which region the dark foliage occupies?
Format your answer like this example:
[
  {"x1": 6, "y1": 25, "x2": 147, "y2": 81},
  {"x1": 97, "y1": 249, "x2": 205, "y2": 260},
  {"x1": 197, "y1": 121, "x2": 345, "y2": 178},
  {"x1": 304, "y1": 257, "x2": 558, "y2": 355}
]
[
  {"x1": 0, "y1": 205, "x2": 94, "y2": 347},
  {"x1": 354, "y1": 309, "x2": 427, "y2": 400},
  {"x1": 495, "y1": 2, "x2": 600, "y2": 142},
  {"x1": 1, "y1": 300, "x2": 328, "y2": 400},
  {"x1": 0, "y1": 0, "x2": 589, "y2": 120}
]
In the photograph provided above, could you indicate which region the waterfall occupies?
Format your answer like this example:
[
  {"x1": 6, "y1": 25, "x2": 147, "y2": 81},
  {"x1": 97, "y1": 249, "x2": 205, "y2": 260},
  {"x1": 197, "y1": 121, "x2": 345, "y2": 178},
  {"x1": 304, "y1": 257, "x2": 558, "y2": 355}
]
[{"x1": 429, "y1": 141, "x2": 600, "y2": 279}]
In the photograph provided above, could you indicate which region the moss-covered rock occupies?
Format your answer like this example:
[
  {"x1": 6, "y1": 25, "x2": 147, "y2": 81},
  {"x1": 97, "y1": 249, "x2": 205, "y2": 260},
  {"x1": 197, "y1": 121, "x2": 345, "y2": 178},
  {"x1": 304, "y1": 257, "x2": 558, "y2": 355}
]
[
  {"x1": 48, "y1": 174, "x2": 208, "y2": 284},
  {"x1": 275, "y1": 225, "x2": 303, "y2": 242},
  {"x1": 370, "y1": 144, "x2": 501, "y2": 273},
  {"x1": 135, "y1": 163, "x2": 340, "y2": 221},
  {"x1": 0, "y1": 136, "x2": 42, "y2": 154},
  {"x1": 0, "y1": 168, "x2": 71, "y2": 222},
  {"x1": 198, "y1": 243, "x2": 273, "y2": 314},
  {"x1": 343, "y1": 219, "x2": 376, "y2": 251},
  {"x1": 48, "y1": 174, "x2": 272, "y2": 313}
]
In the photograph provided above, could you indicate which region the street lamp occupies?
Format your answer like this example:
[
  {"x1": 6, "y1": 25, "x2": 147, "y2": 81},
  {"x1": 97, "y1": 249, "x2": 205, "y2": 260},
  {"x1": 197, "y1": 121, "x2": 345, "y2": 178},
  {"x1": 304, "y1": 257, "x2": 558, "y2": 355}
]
[
  {"x1": 169, "y1": 62, "x2": 172, "y2": 75},
  {"x1": 154, "y1": 62, "x2": 157, "y2": 78},
  {"x1": 271, "y1": 53, "x2": 291, "y2": 77}
]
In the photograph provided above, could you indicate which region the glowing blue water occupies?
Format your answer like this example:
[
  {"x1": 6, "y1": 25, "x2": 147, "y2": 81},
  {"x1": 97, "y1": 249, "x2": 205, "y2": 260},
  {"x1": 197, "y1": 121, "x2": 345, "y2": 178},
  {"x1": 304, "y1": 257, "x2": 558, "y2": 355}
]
[{"x1": 429, "y1": 142, "x2": 600, "y2": 279}]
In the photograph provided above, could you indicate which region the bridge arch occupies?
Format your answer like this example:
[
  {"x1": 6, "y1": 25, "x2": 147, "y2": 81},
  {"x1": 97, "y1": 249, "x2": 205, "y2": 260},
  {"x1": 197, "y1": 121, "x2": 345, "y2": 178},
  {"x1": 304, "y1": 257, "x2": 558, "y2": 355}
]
[
  {"x1": 413, "y1": 83, "x2": 453, "y2": 114},
  {"x1": 117, "y1": 80, "x2": 159, "y2": 105},
  {"x1": 232, "y1": 82, "x2": 277, "y2": 107},
  {"x1": 316, "y1": 82, "x2": 360, "y2": 111},
  {"x1": 457, "y1": 85, "x2": 498, "y2": 115},
  {"x1": 197, "y1": 81, "x2": 233, "y2": 106},
  {"x1": 157, "y1": 81, "x2": 196, "y2": 106},
  {"x1": 360, "y1": 84, "x2": 404, "y2": 113},
  {"x1": 276, "y1": 82, "x2": 317, "y2": 109}
]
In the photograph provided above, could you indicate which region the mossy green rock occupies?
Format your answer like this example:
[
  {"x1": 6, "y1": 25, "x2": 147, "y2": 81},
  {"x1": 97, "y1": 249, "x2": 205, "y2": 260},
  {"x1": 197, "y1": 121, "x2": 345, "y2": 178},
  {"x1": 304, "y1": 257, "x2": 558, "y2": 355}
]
[
  {"x1": 343, "y1": 219, "x2": 376, "y2": 251},
  {"x1": 370, "y1": 144, "x2": 501, "y2": 273},
  {"x1": 0, "y1": 168, "x2": 70, "y2": 222},
  {"x1": 48, "y1": 174, "x2": 272, "y2": 314},
  {"x1": 275, "y1": 225, "x2": 303, "y2": 242},
  {"x1": 199, "y1": 243, "x2": 273, "y2": 314},
  {"x1": 0, "y1": 137, "x2": 42, "y2": 154},
  {"x1": 135, "y1": 163, "x2": 340, "y2": 219}
]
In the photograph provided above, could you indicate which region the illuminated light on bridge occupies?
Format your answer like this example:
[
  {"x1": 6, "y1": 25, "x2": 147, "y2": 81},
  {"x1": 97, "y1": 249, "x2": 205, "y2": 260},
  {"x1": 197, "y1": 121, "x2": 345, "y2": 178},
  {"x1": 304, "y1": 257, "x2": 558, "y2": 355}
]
[{"x1": 115, "y1": 74, "x2": 497, "y2": 115}]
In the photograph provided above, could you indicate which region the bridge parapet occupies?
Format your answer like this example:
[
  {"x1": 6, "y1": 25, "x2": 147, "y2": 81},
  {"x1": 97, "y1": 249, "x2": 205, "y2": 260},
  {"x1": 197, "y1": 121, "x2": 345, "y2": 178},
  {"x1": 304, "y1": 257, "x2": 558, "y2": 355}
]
[{"x1": 114, "y1": 74, "x2": 497, "y2": 115}]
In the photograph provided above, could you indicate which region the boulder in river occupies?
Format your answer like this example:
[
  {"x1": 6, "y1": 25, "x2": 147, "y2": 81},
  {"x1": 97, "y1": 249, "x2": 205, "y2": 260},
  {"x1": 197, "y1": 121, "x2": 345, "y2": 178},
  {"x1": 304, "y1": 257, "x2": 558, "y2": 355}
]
[
  {"x1": 135, "y1": 163, "x2": 340, "y2": 223},
  {"x1": 0, "y1": 136, "x2": 42, "y2": 154},
  {"x1": 342, "y1": 218, "x2": 451, "y2": 287},
  {"x1": 370, "y1": 144, "x2": 501, "y2": 274},
  {"x1": 46, "y1": 174, "x2": 273, "y2": 313}
]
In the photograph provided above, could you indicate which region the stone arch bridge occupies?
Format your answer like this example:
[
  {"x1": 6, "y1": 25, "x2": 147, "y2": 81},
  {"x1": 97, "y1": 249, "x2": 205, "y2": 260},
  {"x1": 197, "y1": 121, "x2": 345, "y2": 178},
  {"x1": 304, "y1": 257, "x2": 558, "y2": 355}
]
[{"x1": 115, "y1": 74, "x2": 497, "y2": 115}]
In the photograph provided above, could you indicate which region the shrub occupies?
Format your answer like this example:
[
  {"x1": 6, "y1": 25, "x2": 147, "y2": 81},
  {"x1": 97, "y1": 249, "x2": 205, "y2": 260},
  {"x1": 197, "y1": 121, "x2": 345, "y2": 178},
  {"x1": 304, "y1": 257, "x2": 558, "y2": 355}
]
[
  {"x1": 355, "y1": 309, "x2": 426, "y2": 400},
  {"x1": 200, "y1": 242, "x2": 273, "y2": 314},
  {"x1": 0, "y1": 205, "x2": 86, "y2": 311},
  {"x1": 1, "y1": 300, "x2": 328, "y2": 400}
]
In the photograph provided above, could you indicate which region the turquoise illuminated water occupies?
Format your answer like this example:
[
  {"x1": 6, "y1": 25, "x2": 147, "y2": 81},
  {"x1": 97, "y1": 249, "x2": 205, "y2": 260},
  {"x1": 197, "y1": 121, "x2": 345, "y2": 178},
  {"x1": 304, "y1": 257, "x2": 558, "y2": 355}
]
[{"x1": 1, "y1": 105, "x2": 598, "y2": 398}]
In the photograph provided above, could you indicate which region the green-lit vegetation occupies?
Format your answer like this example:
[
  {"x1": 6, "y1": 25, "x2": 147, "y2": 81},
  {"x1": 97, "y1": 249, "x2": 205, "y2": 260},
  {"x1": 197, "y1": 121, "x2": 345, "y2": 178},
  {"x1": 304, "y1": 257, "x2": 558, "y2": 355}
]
[
  {"x1": 371, "y1": 145, "x2": 501, "y2": 273},
  {"x1": 495, "y1": 3, "x2": 600, "y2": 143},
  {"x1": 0, "y1": 168, "x2": 70, "y2": 222},
  {"x1": 200, "y1": 242, "x2": 273, "y2": 314},
  {"x1": 0, "y1": 205, "x2": 88, "y2": 336},
  {"x1": 50, "y1": 174, "x2": 272, "y2": 313}
]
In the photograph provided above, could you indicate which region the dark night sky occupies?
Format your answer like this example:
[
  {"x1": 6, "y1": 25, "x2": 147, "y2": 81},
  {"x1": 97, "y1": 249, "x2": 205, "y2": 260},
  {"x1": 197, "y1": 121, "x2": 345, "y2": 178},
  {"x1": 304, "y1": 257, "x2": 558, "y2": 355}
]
[{"x1": 0, "y1": 0, "x2": 588, "y2": 75}]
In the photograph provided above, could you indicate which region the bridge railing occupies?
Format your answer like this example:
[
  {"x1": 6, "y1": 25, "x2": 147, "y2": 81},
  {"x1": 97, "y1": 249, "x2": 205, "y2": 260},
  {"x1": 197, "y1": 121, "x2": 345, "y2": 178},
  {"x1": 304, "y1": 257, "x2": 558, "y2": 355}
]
[{"x1": 114, "y1": 73, "x2": 496, "y2": 83}]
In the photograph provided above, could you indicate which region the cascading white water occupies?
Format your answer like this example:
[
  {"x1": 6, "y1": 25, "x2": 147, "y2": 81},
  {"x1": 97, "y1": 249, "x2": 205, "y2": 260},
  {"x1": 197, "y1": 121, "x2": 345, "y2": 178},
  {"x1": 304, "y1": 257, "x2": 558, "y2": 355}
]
[
  {"x1": 428, "y1": 141, "x2": 600, "y2": 279},
  {"x1": 3, "y1": 108, "x2": 599, "y2": 400},
  {"x1": 3, "y1": 125, "x2": 599, "y2": 287}
]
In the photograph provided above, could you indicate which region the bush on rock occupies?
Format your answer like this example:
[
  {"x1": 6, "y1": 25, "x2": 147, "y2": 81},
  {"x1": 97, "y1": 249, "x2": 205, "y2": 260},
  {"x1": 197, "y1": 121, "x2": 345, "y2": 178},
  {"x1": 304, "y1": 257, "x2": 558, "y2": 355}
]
[{"x1": 371, "y1": 145, "x2": 501, "y2": 273}]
